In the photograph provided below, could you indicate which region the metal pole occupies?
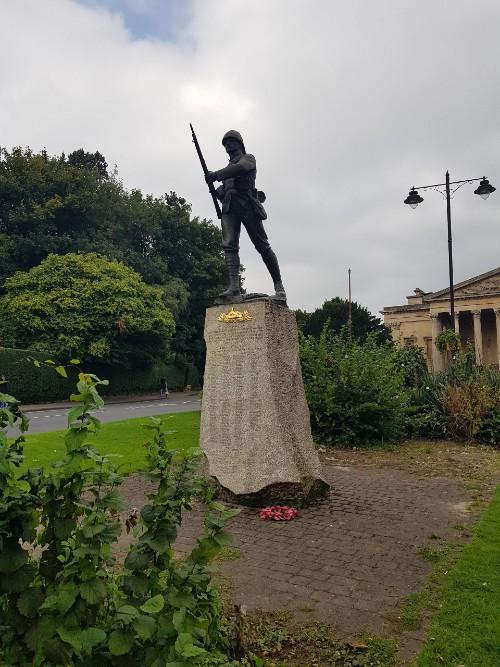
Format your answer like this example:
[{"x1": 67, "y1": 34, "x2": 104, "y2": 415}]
[
  {"x1": 348, "y1": 268, "x2": 352, "y2": 340},
  {"x1": 445, "y1": 170, "x2": 455, "y2": 330}
]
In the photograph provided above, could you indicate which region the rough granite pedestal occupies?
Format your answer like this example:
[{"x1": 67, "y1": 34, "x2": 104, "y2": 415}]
[{"x1": 200, "y1": 299, "x2": 329, "y2": 506}]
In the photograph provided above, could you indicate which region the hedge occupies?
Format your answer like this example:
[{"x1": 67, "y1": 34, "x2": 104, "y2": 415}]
[{"x1": 0, "y1": 347, "x2": 200, "y2": 403}]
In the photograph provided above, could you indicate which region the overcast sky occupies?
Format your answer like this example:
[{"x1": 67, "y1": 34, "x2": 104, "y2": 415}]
[{"x1": 1, "y1": 0, "x2": 499, "y2": 316}]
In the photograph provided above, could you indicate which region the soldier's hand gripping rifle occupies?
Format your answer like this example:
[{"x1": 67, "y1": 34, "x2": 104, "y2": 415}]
[{"x1": 190, "y1": 123, "x2": 222, "y2": 219}]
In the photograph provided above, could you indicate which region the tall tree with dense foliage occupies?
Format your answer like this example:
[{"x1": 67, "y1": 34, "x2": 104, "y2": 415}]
[
  {"x1": 297, "y1": 297, "x2": 391, "y2": 344},
  {"x1": 0, "y1": 147, "x2": 225, "y2": 374},
  {"x1": 0, "y1": 253, "x2": 175, "y2": 367}
]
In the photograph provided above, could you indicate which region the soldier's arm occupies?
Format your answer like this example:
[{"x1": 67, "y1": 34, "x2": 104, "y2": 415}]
[{"x1": 214, "y1": 154, "x2": 256, "y2": 181}]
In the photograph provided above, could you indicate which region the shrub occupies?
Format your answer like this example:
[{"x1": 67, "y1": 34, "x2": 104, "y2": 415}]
[
  {"x1": 434, "y1": 329, "x2": 461, "y2": 355},
  {"x1": 0, "y1": 374, "x2": 238, "y2": 664},
  {"x1": 407, "y1": 356, "x2": 500, "y2": 444},
  {"x1": 300, "y1": 328, "x2": 407, "y2": 446},
  {"x1": 392, "y1": 343, "x2": 428, "y2": 389},
  {"x1": 0, "y1": 252, "x2": 175, "y2": 367}
]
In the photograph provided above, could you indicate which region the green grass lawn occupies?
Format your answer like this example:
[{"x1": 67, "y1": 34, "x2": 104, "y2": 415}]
[
  {"x1": 19, "y1": 411, "x2": 201, "y2": 474},
  {"x1": 416, "y1": 484, "x2": 500, "y2": 667}
]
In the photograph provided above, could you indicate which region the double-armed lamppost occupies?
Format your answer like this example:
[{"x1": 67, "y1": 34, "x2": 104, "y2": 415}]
[{"x1": 404, "y1": 172, "x2": 495, "y2": 330}]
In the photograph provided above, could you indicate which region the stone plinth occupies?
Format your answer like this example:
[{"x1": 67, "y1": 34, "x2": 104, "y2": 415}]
[{"x1": 200, "y1": 299, "x2": 329, "y2": 506}]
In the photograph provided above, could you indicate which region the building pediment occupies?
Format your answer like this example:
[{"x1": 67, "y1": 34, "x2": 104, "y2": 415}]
[{"x1": 426, "y1": 266, "x2": 500, "y2": 301}]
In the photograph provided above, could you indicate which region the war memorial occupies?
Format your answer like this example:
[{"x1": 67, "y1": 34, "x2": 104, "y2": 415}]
[{"x1": 193, "y1": 127, "x2": 329, "y2": 505}]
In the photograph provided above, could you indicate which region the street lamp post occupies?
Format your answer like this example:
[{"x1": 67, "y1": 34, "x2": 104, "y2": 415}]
[{"x1": 404, "y1": 172, "x2": 495, "y2": 331}]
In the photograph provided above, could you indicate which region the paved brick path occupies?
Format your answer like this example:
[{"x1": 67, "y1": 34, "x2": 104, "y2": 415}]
[{"x1": 116, "y1": 456, "x2": 473, "y2": 663}]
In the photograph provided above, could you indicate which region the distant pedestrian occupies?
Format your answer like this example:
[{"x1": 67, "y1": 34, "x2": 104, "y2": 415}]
[
  {"x1": 0, "y1": 375, "x2": 8, "y2": 408},
  {"x1": 159, "y1": 377, "x2": 169, "y2": 398}
]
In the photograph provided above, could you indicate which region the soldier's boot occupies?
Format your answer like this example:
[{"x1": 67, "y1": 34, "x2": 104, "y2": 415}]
[
  {"x1": 262, "y1": 249, "x2": 287, "y2": 302},
  {"x1": 217, "y1": 252, "x2": 242, "y2": 300}
]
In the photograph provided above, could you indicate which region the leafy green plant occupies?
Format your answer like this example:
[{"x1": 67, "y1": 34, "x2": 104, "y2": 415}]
[
  {"x1": 300, "y1": 328, "x2": 407, "y2": 446},
  {"x1": 0, "y1": 372, "x2": 239, "y2": 665},
  {"x1": 434, "y1": 329, "x2": 461, "y2": 355},
  {"x1": 392, "y1": 343, "x2": 428, "y2": 389},
  {"x1": 406, "y1": 355, "x2": 499, "y2": 443}
]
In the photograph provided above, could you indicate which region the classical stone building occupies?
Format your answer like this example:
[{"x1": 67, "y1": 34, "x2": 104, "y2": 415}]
[{"x1": 382, "y1": 266, "x2": 500, "y2": 371}]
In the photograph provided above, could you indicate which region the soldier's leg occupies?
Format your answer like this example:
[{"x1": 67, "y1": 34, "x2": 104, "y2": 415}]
[
  {"x1": 242, "y1": 211, "x2": 286, "y2": 301},
  {"x1": 220, "y1": 212, "x2": 242, "y2": 296}
]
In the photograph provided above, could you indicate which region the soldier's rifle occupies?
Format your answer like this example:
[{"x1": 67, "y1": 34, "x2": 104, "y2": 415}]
[{"x1": 189, "y1": 123, "x2": 222, "y2": 219}]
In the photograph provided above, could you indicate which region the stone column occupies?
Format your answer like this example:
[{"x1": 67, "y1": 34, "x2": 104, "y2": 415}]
[
  {"x1": 430, "y1": 313, "x2": 443, "y2": 372},
  {"x1": 472, "y1": 310, "x2": 483, "y2": 365},
  {"x1": 454, "y1": 311, "x2": 460, "y2": 334},
  {"x1": 495, "y1": 308, "x2": 500, "y2": 369}
]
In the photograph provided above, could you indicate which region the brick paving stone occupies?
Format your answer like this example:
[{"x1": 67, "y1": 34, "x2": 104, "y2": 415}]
[{"x1": 115, "y1": 455, "x2": 479, "y2": 665}]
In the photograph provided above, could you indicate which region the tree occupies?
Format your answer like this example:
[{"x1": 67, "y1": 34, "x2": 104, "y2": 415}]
[
  {"x1": 0, "y1": 253, "x2": 175, "y2": 367},
  {"x1": 297, "y1": 297, "x2": 391, "y2": 344},
  {"x1": 0, "y1": 147, "x2": 226, "y2": 376},
  {"x1": 67, "y1": 148, "x2": 109, "y2": 179}
]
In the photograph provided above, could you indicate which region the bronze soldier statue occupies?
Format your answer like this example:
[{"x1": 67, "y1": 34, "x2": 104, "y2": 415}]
[{"x1": 205, "y1": 130, "x2": 286, "y2": 304}]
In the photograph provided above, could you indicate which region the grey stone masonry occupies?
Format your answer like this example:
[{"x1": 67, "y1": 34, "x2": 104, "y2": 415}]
[{"x1": 200, "y1": 299, "x2": 329, "y2": 506}]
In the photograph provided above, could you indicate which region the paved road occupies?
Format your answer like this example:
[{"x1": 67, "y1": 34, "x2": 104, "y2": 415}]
[{"x1": 9, "y1": 396, "x2": 201, "y2": 436}]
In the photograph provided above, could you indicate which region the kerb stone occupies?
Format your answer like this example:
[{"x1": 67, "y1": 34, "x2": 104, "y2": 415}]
[{"x1": 200, "y1": 299, "x2": 329, "y2": 506}]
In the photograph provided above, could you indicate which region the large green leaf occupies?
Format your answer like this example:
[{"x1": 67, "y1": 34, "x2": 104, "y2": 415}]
[
  {"x1": 212, "y1": 530, "x2": 233, "y2": 547},
  {"x1": 116, "y1": 604, "x2": 139, "y2": 624},
  {"x1": 122, "y1": 574, "x2": 150, "y2": 596},
  {"x1": 140, "y1": 594, "x2": 164, "y2": 614},
  {"x1": 58, "y1": 626, "x2": 106, "y2": 654},
  {"x1": 25, "y1": 616, "x2": 58, "y2": 652},
  {"x1": 80, "y1": 578, "x2": 106, "y2": 604},
  {"x1": 132, "y1": 614, "x2": 156, "y2": 640},
  {"x1": 0, "y1": 548, "x2": 28, "y2": 573},
  {"x1": 17, "y1": 588, "x2": 44, "y2": 618},
  {"x1": 124, "y1": 549, "x2": 150, "y2": 572},
  {"x1": 174, "y1": 632, "x2": 206, "y2": 658},
  {"x1": 108, "y1": 629, "x2": 135, "y2": 656},
  {"x1": 67, "y1": 404, "x2": 85, "y2": 424},
  {"x1": 99, "y1": 489, "x2": 126, "y2": 511},
  {"x1": 64, "y1": 428, "x2": 87, "y2": 452},
  {"x1": 0, "y1": 563, "x2": 36, "y2": 593},
  {"x1": 190, "y1": 537, "x2": 220, "y2": 564},
  {"x1": 43, "y1": 637, "x2": 73, "y2": 664},
  {"x1": 167, "y1": 589, "x2": 197, "y2": 610},
  {"x1": 40, "y1": 584, "x2": 78, "y2": 614}
]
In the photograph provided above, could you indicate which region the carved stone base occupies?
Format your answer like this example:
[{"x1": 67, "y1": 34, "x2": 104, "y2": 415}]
[{"x1": 200, "y1": 299, "x2": 329, "y2": 507}]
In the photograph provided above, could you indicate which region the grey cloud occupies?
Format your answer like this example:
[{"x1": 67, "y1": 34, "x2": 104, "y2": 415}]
[{"x1": 1, "y1": 0, "x2": 498, "y2": 315}]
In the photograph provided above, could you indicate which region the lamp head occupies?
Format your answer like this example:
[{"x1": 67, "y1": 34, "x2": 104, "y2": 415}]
[
  {"x1": 474, "y1": 177, "x2": 496, "y2": 200},
  {"x1": 404, "y1": 188, "x2": 424, "y2": 209}
]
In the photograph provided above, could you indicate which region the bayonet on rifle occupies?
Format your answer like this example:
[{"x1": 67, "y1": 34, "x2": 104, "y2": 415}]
[{"x1": 190, "y1": 123, "x2": 222, "y2": 219}]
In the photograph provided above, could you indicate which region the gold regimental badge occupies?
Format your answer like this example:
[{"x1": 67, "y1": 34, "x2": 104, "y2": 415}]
[{"x1": 217, "y1": 306, "x2": 252, "y2": 323}]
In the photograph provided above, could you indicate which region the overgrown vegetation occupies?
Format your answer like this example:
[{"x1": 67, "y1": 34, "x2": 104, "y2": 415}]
[
  {"x1": 407, "y1": 353, "x2": 500, "y2": 445},
  {"x1": 0, "y1": 253, "x2": 175, "y2": 367},
  {"x1": 299, "y1": 329, "x2": 499, "y2": 447},
  {"x1": 0, "y1": 375, "x2": 241, "y2": 665},
  {"x1": 300, "y1": 328, "x2": 407, "y2": 446},
  {"x1": 0, "y1": 146, "x2": 225, "y2": 379}
]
